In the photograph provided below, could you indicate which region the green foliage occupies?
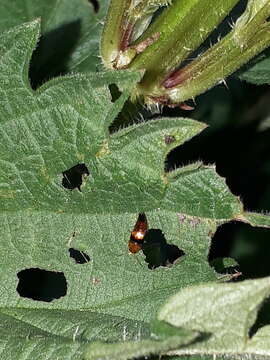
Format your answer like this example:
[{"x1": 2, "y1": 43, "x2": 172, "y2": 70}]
[
  {"x1": 0, "y1": 18, "x2": 220, "y2": 305},
  {"x1": 0, "y1": 18, "x2": 218, "y2": 359},
  {"x1": 239, "y1": 51, "x2": 270, "y2": 85},
  {"x1": 158, "y1": 277, "x2": 270, "y2": 358},
  {"x1": 210, "y1": 257, "x2": 239, "y2": 273},
  {"x1": 0, "y1": 0, "x2": 108, "y2": 76},
  {"x1": 0, "y1": 1, "x2": 270, "y2": 360},
  {"x1": 84, "y1": 322, "x2": 198, "y2": 360},
  {"x1": 102, "y1": 0, "x2": 270, "y2": 105}
]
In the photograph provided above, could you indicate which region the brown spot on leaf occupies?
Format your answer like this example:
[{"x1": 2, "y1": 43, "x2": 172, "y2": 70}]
[
  {"x1": 178, "y1": 214, "x2": 186, "y2": 223},
  {"x1": 92, "y1": 277, "x2": 101, "y2": 285},
  {"x1": 164, "y1": 135, "x2": 176, "y2": 145},
  {"x1": 189, "y1": 217, "x2": 201, "y2": 227}
]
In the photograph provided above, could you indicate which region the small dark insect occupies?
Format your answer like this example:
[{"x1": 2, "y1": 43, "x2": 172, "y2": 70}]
[
  {"x1": 164, "y1": 135, "x2": 176, "y2": 145},
  {"x1": 218, "y1": 270, "x2": 242, "y2": 282},
  {"x1": 128, "y1": 213, "x2": 148, "y2": 253},
  {"x1": 230, "y1": 270, "x2": 242, "y2": 281}
]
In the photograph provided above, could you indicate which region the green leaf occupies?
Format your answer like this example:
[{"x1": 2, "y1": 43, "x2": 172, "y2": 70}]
[
  {"x1": 210, "y1": 257, "x2": 239, "y2": 274},
  {"x1": 0, "y1": 308, "x2": 150, "y2": 360},
  {"x1": 0, "y1": 290, "x2": 199, "y2": 360},
  {"x1": 239, "y1": 50, "x2": 270, "y2": 85},
  {"x1": 247, "y1": 325, "x2": 270, "y2": 355},
  {"x1": 0, "y1": 0, "x2": 109, "y2": 76},
  {"x1": 157, "y1": 356, "x2": 232, "y2": 360},
  {"x1": 84, "y1": 322, "x2": 198, "y2": 360},
  {"x1": 0, "y1": 20, "x2": 241, "y2": 217},
  {"x1": 163, "y1": 165, "x2": 242, "y2": 220},
  {"x1": 158, "y1": 277, "x2": 270, "y2": 357},
  {"x1": 0, "y1": 313, "x2": 86, "y2": 360},
  {"x1": 0, "y1": 19, "x2": 250, "y2": 360},
  {"x1": 242, "y1": 211, "x2": 270, "y2": 228}
]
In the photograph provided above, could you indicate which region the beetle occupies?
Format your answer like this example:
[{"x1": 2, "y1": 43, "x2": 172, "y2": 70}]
[{"x1": 128, "y1": 213, "x2": 148, "y2": 253}]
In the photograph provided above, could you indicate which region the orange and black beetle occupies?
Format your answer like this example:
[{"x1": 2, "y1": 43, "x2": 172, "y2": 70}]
[{"x1": 128, "y1": 213, "x2": 148, "y2": 253}]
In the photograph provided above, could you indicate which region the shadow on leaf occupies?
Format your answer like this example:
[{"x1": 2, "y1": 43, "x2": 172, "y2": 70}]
[
  {"x1": 30, "y1": 20, "x2": 82, "y2": 89},
  {"x1": 249, "y1": 296, "x2": 270, "y2": 338},
  {"x1": 142, "y1": 229, "x2": 185, "y2": 270}
]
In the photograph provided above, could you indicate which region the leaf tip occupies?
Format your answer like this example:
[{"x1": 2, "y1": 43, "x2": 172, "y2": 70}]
[{"x1": 23, "y1": 18, "x2": 41, "y2": 35}]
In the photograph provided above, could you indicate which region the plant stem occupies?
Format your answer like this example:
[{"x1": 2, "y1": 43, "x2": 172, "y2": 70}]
[
  {"x1": 101, "y1": 0, "x2": 132, "y2": 68},
  {"x1": 101, "y1": 0, "x2": 170, "y2": 69},
  {"x1": 130, "y1": 0, "x2": 239, "y2": 95},
  {"x1": 163, "y1": 2, "x2": 270, "y2": 103},
  {"x1": 101, "y1": 0, "x2": 270, "y2": 106}
]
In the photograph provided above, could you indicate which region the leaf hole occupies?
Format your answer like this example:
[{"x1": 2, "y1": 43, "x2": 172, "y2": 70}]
[
  {"x1": 208, "y1": 221, "x2": 270, "y2": 280},
  {"x1": 69, "y1": 248, "x2": 90, "y2": 264},
  {"x1": 17, "y1": 268, "x2": 67, "y2": 302},
  {"x1": 109, "y1": 84, "x2": 122, "y2": 103},
  {"x1": 62, "y1": 163, "x2": 89, "y2": 191},
  {"x1": 142, "y1": 229, "x2": 185, "y2": 270},
  {"x1": 88, "y1": 0, "x2": 99, "y2": 13}
]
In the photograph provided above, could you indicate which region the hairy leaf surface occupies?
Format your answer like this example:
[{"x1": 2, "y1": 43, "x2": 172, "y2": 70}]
[
  {"x1": 158, "y1": 277, "x2": 270, "y2": 358},
  {"x1": 0, "y1": 19, "x2": 269, "y2": 360}
]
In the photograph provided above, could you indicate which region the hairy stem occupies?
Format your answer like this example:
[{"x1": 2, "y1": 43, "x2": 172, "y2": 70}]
[
  {"x1": 130, "y1": 0, "x2": 239, "y2": 95},
  {"x1": 163, "y1": 1, "x2": 270, "y2": 103}
]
